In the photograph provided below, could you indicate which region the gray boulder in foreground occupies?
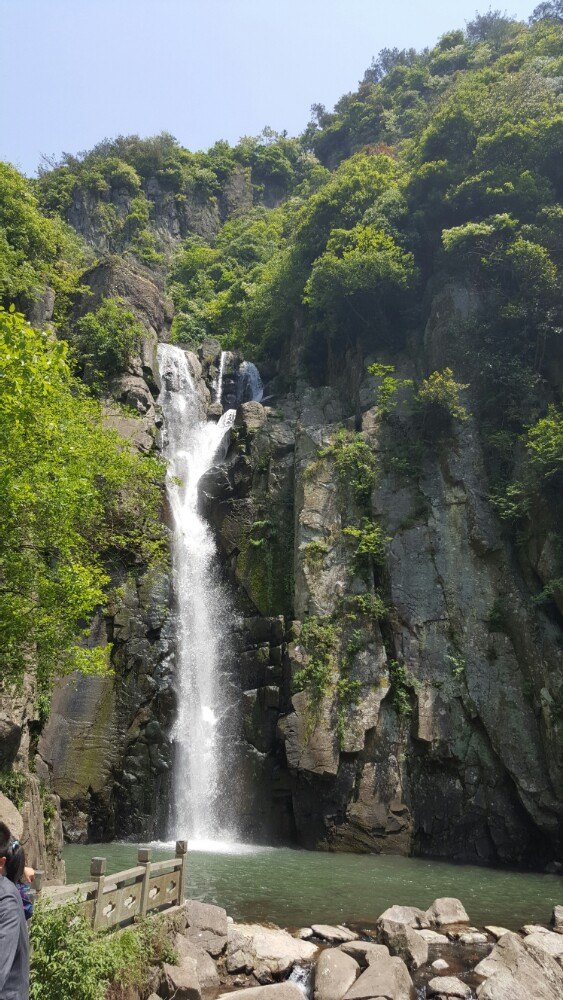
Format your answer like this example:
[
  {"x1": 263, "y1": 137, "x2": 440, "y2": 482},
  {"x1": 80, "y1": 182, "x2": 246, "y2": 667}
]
[
  {"x1": 226, "y1": 922, "x2": 317, "y2": 982},
  {"x1": 314, "y1": 948, "x2": 359, "y2": 1000},
  {"x1": 376, "y1": 904, "x2": 428, "y2": 928},
  {"x1": 162, "y1": 960, "x2": 201, "y2": 1000},
  {"x1": 425, "y1": 898, "x2": 470, "y2": 928},
  {"x1": 343, "y1": 955, "x2": 412, "y2": 1000},
  {"x1": 218, "y1": 985, "x2": 304, "y2": 1000},
  {"x1": 475, "y1": 931, "x2": 563, "y2": 1000},
  {"x1": 174, "y1": 934, "x2": 220, "y2": 990},
  {"x1": 185, "y1": 899, "x2": 228, "y2": 956},
  {"x1": 379, "y1": 918, "x2": 429, "y2": 969}
]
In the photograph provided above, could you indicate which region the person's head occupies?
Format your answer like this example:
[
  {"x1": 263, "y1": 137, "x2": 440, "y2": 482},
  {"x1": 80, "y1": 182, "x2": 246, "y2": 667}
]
[
  {"x1": 0, "y1": 822, "x2": 25, "y2": 883},
  {"x1": 5, "y1": 841, "x2": 25, "y2": 884},
  {"x1": 0, "y1": 822, "x2": 11, "y2": 876}
]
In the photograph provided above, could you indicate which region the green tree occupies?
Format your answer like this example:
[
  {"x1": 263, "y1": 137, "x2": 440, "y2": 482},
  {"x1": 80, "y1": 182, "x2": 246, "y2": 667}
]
[
  {"x1": 73, "y1": 297, "x2": 145, "y2": 387},
  {"x1": 0, "y1": 307, "x2": 164, "y2": 695}
]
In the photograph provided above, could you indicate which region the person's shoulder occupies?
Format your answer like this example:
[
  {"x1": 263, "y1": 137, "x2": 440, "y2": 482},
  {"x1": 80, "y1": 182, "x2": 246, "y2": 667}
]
[{"x1": 0, "y1": 875, "x2": 21, "y2": 903}]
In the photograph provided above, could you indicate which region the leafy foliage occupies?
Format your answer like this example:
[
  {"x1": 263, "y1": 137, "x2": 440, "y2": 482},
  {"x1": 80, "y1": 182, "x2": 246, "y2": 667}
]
[
  {"x1": 318, "y1": 429, "x2": 377, "y2": 505},
  {"x1": 30, "y1": 901, "x2": 177, "y2": 1000},
  {"x1": 0, "y1": 163, "x2": 85, "y2": 314},
  {"x1": 0, "y1": 308, "x2": 164, "y2": 695},
  {"x1": 73, "y1": 297, "x2": 145, "y2": 388}
]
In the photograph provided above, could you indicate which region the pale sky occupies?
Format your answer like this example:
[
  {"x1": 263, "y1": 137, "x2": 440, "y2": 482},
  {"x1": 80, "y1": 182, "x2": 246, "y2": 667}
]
[{"x1": 1, "y1": 0, "x2": 538, "y2": 175}]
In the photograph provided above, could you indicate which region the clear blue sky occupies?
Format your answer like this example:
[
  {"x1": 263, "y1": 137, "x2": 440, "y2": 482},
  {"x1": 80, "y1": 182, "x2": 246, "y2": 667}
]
[{"x1": 1, "y1": 0, "x2": 537, "y2": 175}]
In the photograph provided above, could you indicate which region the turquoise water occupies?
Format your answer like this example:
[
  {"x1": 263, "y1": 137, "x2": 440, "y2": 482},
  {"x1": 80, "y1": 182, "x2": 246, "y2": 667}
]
[{"x1": 63, "y1": 842, "x2": 561, "y2": 931}]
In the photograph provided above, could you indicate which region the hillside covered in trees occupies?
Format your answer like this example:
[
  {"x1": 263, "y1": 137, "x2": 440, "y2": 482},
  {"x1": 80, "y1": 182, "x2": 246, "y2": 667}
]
[{"x1": 0, "y1": 6, "x2": 562, "y2": 868}]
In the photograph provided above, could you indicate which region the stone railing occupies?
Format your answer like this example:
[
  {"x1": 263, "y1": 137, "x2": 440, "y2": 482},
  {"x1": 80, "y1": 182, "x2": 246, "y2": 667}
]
[{"x1": 40, "y1": 841, "x2": 188, "y2": 931}]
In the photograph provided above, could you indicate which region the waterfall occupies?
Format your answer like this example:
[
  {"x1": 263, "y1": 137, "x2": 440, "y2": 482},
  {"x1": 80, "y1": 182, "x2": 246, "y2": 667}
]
[
  {"x1": 158, "y1": 343, "x2": 238, "y2": 845},
  {"x1": 214, "y1": 350, "x2": 230, "y2": 404},
  {"x1": 237, "y1": 360, "x2": 264, "y2": 404}
]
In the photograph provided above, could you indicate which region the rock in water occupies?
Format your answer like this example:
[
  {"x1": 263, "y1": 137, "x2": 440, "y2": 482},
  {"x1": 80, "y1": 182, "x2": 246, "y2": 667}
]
[
  {"x1": 484, "y1": 927, "x2": 511, "y2": 941},
  {"x1": 340, "y1": 941, "x2": 390, "y2": 966},
  {"x1": 342, "y1": 955, "x2": 412, "y2": 1000},
  {"x1": 377, "y1": 905, "x2": 428, "y2": 929},
  {"x1": 432, "y1": 959, "x2": 450, "y2": 971},
  {"x1": 314, "y1": 948, "x2": 359, "y2": 1000},
  {"x1": 425, "y1": 898, "x2": 470, "y2": 928},
  {"x1": 311, "y1": 924, "x2": 359, "y2": 943},
  {"x1": 379, "y1": 918, "x2": 429, "y2": 969},
  {"x1": 417, "y1": 929, "x2": 449, "y2": 944},
  {"x1": 427, "y1": 976, "x2": 471, "y2": 998}
]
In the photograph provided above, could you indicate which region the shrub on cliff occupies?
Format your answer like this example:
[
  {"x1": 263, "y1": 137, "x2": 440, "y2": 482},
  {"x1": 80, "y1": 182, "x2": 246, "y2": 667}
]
[{"x1": 73, "y1": 297, "x2": 145, "y2": 388}]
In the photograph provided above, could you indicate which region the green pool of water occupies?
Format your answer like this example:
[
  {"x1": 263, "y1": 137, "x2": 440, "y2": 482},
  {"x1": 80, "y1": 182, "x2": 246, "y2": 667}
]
[{"x1": 63, "y1": 842, "x2": 561, "y2": 931}]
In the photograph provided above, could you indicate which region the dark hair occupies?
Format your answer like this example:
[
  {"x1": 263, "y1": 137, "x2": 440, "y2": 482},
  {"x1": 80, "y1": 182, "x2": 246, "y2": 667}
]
[
  {"x1": 0, "y1": 822, "x2": 11, "y2": 858},
  {"x1": 5, "y1": 842, "x2": 25, "y2": 885}
]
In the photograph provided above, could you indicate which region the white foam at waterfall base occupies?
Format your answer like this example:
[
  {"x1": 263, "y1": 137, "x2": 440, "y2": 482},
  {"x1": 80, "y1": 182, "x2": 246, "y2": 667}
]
[
  {"x1": 158, "y1": 343, "x2": 240, "y2": 844},
  {"x1": 149, "y1": 837, "x2": 273, "y2": 855}
]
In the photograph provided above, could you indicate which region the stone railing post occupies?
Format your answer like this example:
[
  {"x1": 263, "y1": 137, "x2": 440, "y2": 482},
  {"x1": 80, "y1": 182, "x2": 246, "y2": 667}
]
[
  {"x1": 138, "y1": 846, "x2": 152, "y2": 918},
  {"x1": 176, "y1": 840, "x2": 188, "y2": 903},
  {"x1": 90, "y1": 857, "x2": 106, "y2": 931}
]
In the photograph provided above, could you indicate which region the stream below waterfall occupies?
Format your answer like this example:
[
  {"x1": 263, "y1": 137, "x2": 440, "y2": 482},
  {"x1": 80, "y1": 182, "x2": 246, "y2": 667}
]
[{"x1": 63, "y1": 842, "x2": 561, "y2": 931}]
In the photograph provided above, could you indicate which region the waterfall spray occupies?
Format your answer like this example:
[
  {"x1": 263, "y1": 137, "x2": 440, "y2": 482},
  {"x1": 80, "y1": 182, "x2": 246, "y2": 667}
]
[{"x1": 158, "y1": 343, "x2": 239, "y2": 845}]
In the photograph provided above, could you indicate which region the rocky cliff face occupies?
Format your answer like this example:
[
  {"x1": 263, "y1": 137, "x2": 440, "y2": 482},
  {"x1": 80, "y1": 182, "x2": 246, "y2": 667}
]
[{"x1": 196, "y1": 287, "x2": 562, "y2": 866}]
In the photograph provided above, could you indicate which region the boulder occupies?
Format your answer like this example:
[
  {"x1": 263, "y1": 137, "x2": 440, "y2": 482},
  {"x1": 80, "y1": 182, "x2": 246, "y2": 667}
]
[
  {"x1": 314, "y1": 948, "x2": 359, "y2": 1000},
  {"x1": 377, "y1": 905, "x2": 428, "y2": 929},
  {"x1": 340, "y1": 941, "x2": 390, "y2": 967},
  {"x1": 311, "y1": 924, "x2": 359, "y2": 943},
  {"x1": 432, "y1": 959, "x2": 449, "y2": 972},
  {"x1": 218, "y1": 986, "x2": 304, "y2": 1000},
  {"x1": 162, "y1": 960, "x2": 200, "y2": 1000},
  {"x1": 425, "y1": 898, "x2": 470, "y2": 928},
  {"x1": 295, "y1": 927, "x2": 314, "y2": 940},
  {"x1": 226, "y1": 923, "x2": 317, "y2": 983},
  {"x1": 417, "y1": 929, "x2": 449, "y2": 944},
  {"x1": 521, "y1": 924, "x2": 550, "y2": 935},
  {"x1": 475, "y1": 931, "x2": 563, "y2": 1000},
  {"x1": 174, "y1": 934, "x2": 220, "y2": 990},
  {"x1": 0, "y1": 792, "x2": 24, "y2": 840},
  {"x1": 552, "y1": 906, "x2": 563, "y2": 933},
  {"x1": 343, "y1": 955, "x2": 412, "y2": 1000},
  {"x1": 523, "y1": 930, "x2": 563, "y2": 961},
  {"x1": 484, "y1": 927, "x2": 511, "y2": 941},
  {"x1": 427, "y1": 976, "x2": 471, "y2": 998},
  {"x1": 185, "y1": 900, "x2": 228, "y2": 956},
  {"x1": 379, "y1": 918, "x2": 429, "y2": 970}
]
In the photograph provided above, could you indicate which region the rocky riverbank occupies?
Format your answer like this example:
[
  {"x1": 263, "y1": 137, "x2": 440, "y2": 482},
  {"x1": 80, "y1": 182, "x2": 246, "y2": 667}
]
[{"x1": 131, "y1": 895, "x2": 563, "y2": 1000}]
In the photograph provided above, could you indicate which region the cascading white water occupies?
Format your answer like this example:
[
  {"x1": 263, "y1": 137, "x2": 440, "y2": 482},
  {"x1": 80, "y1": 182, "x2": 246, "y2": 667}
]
[
  {"x1": 238, "y1": 360, "x2": 264, "y2": 403},
  {"x1": 158, "y1": 343, "x2": 238, "y2": 844},
  {"x1": 214, "y1": 350, "x2": 231, "y2": 403}
]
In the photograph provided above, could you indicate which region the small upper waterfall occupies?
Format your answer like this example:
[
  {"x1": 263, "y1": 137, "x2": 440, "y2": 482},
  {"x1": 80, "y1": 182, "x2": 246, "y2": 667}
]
[
  {"x1": 237, "y1": 360, "x2": 264, "y2": 404},
  {"x1": 214, "y1": 349, "x2": 231, "y2": 404},
  {"x1": 158, "y1": 343, "x2": 239, "y2": 845}
]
